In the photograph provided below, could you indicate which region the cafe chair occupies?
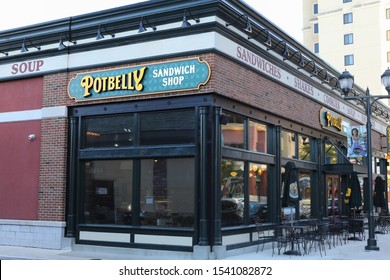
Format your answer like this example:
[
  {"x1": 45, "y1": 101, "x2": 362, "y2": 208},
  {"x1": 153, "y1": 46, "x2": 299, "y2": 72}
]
[
  {"x1": 272, "y1": 226, "x2": 289, "y2": 256},
  {"x1": 255, "y1": 219, "x2": 268, "y2": 253}
]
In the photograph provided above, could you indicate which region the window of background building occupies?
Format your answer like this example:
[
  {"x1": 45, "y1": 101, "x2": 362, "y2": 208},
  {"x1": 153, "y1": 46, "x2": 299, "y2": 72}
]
[
  {"x1": 344, "y1": 54, "x2": 354, "y2": 66},
  {"x1": 313, "y1": 4, "x2": 318, "y2": 14},
  {"x1": 387, "y1": 30, "x2": 390, "y2": 41},
  {"x1": 314, "y1": 43, "x2": 319, "y2": 54},
  {"x1": 344, "y1": 33, "x2": 354, "y2": 45},
  {"x1": 343, "y1": 0, "x2": 352, "y2": 3},
  {"x1": 139, "y1": 158, "x2": 195, "y2": 227},
  {"x1": 313, "y1": 23, "x2": 319, "y2": 34},
  {"x1": 343, "y1": 13, "x2": 353, "y2": 24},
  {"x1": 386, "y1": 8, "x2": 390, "y2": 19},
  {"x1": 387, "y1": 52, "x2": 390, "y2": 62}
]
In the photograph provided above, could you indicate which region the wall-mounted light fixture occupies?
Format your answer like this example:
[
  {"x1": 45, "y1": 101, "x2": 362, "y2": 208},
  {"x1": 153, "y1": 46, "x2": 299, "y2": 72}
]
[
  {"x1": 181, "y1": 9, "x2": 200, "y2": 28},
  {"x1": 138, "y1": 16, "x2": 157, "y2": 33},
  {"x1": 248, "y1": 28, "x2": 271, "y2": 47},
  {"x1": 96, "y1": 24, "x2": 115, "y2": 40},
  {"x1": 20, "y1": 38, "x2": 41, "y2": 52},
  {"x1": 0, "y1": 50, "x2": 8, "y2": 56},
  {"x1": 58, "y1": 34, "x2": 77, "y2": 50},
  {"x1": 27, "y1": 134, "x2": 36, "y2": 141},
  {"x1": 226, "y1": 13, "x2": 252, "y2": 33}
]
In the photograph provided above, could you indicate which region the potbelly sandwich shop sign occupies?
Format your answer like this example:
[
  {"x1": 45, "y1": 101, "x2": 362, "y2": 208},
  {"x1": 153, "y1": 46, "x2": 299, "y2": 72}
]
[{"x1": 68, "y1": 58, "x2": 211, "y2": 101}]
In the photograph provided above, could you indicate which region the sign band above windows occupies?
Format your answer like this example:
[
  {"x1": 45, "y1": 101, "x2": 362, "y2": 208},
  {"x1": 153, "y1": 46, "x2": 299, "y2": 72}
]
[{"x1": 67, "y1": 58, "x2": 211, "y2": 101}]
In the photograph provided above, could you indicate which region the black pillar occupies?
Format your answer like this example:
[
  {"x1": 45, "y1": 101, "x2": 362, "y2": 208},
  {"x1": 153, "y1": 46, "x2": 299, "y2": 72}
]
[
  {"x1": 66, "y1": 117, "x2": 78, "y2": 237},
  {"x1": 213, "y1": 107, "x2": 222, "y2": 246},
  {"x1": 198, "y1": 107, "x2": 208, "y2": 246}
]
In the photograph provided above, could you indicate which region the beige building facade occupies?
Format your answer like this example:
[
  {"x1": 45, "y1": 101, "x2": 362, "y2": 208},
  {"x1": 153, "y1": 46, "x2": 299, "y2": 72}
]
[{"x1": 303, "y1": 0, "x2": 390, "y2": 97}]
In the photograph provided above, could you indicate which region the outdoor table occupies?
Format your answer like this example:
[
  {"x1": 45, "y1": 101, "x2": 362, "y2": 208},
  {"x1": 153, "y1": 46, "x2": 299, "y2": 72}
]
[{"x1": 277, "y1": 223, "x2": 308, "y2": 256}]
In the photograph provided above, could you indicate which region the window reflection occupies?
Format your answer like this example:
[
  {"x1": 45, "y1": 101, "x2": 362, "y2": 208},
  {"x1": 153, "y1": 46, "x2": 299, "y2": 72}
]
[
  {"x1": 139, "y1": 158, "x2": 194, "y2": 227},
  {"x1": 249, "y1": 163, "x2": 268, "y2": 223},
  {"x1": 221, "y1": 113, "x2": 245, "y2": 149},
  {"x1": 221, "y1": 159, "x2": 244, "y2": 227},
  {"x1": 281, "y1": 130, "x2": 296, "y2": 159},
  {"x1": 298, "y1": 135, "x2": 310, "y2": 161},
  {"x1": 249, "y1": 121, "x2": 267, "y2": 153},
  {"x1": 83, "y1": 115, "x2": 134, "y2": 148},
  {"x1": 83, "y1": 160, "x2": 133, "y2": 224},
  {"x1": 299, "y1": 172, "x2": 311, "y2": 219}
]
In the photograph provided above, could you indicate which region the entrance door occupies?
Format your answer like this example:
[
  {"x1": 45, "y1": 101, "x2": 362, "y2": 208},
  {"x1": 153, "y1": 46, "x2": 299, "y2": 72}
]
[{"x1": 326, "y1": 175, "x2": 341, "y2": 217}]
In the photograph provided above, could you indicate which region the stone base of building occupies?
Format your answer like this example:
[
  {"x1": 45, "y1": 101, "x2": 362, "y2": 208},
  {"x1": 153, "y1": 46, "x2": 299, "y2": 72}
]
[{"x1": 0, "y1": 219, "x2": 71, "y2": 249}]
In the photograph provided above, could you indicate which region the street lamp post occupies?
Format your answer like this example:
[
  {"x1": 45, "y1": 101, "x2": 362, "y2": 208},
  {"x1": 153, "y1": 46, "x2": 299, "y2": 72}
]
[{"x1": 338, "y1": 68, "x2": 390, "y2": 251}]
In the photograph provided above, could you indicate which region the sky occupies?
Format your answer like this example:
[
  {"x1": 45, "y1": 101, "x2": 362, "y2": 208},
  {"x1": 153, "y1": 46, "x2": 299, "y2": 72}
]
[{"x1": 1, "y1": 0, "x2": 303, "y2": 42}]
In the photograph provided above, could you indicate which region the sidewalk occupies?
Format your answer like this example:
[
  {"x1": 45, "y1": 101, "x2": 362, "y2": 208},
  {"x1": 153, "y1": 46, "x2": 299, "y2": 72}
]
[{"x1": 1, "y1": 233, "x2": 390, "y2": 260}]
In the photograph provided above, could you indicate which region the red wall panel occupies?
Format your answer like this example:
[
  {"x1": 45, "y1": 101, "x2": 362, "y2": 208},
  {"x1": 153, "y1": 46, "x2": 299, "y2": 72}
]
[
  {"x1": 0, "y1": 77, "x2": 43, "y2": 112},
  {"x1": 0, "y1": 121, "x2": 41, "y2": 219}
]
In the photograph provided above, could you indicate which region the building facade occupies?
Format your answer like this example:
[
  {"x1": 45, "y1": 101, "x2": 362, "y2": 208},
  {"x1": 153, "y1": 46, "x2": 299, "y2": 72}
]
[
  {"x1": 303, "y1": 0, "x2": 390, "y2": 97},
  {"x1": 0, "y1": 0, "x2": 389, "y2": 259}
]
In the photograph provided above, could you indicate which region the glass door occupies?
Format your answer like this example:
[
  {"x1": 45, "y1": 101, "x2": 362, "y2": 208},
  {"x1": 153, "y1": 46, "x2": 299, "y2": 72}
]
[{"x1": 326, "y1": 175, "x2": 341, "y2": 217}]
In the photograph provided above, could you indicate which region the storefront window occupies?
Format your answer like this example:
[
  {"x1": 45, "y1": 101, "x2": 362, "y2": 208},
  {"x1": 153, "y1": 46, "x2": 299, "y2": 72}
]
[
  {"x1": 221, "y1": 113, "x2": 245, "y2": 149},
  {"x1": 249, "y1": 121, "x2": 267, "y2": 153},
  {"x1": 298, "y1": 135, "x2": 311, "y2": 161},
  {"x1": 139, "y1": 158, "x2": 194, "y2": 227},
  {"x1": 83, "y1": 114, "x2": 134, "y2": 148},
  {"x1": 281, "y1": 130, "x2": 296, "y2": 159},
  {"x1": 249, "y1": 163, "x2": 268, "y2": 223},
  {"x1": 221, "y1": 159, "x2": 244, "y2": 227},
  {"x1": 299, "y1": 172, "x2": 311, "y2": 219},
  {"x1": 140, "y1": 109, "x2": 195, "y2": 145},
  {"x1": 83, "y1": 160, "x2": 133, "y2": 224},
  {"x1": 325, "y1": 142, "x2": 337, "y2": 164}
]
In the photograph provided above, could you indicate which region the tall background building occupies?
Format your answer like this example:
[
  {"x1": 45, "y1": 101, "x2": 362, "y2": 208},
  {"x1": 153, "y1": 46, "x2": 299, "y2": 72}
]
[{"x1": 303, "y1": 0, "x2": 390, "y2": 97}]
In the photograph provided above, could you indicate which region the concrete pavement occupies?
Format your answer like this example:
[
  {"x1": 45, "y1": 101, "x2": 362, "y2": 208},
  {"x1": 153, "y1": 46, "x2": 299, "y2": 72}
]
[{"x1": 1, "y1": 232, "x2": 390, "y2": 260}]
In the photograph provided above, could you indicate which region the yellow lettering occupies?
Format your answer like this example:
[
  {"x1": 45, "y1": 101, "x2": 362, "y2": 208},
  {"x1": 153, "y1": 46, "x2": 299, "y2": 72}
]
[
  {"x1": 134, "y1": 67, "x2": 146, "y2": 91},
  {"x1": 101, "y1": 77, "x2": 108, "y2": 92},
  {"x1": 93, "y1": 78, "x2": 102, "y2": 93},
  {"x1": 80, "y1": 75, "x2": 94, "y2": 97},
  {"x1": 121, "y1": 74, "x2": 127, "y2": 90},
  {"x1": 326, "y1": 111, "x2": 342, "y2": 131},
  {"x1": 108, "y1": 76, "x2": 115, "y2": 91}
]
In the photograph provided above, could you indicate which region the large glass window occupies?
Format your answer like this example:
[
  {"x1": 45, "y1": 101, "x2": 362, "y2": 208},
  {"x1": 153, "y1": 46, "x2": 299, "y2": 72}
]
[
  {"x1": 221, "y1": 113, "x2": 245, "y2": 149},
  {"x1": 249, "y1": 163, "x2": 268, "y2": 223},
  {"x1": 248, "y1": 120, "x2": 267, "y2": 153},
  {"x1": 139, "y1": 158, "x2": 194, "y2": 227},
  {"x1": 325, "y1": 142, "x2": 338, "y2": 164},
  {"x1": 140, "y1": 109, "x2": 195, "y2": 145},
  {"x1": 83, "y1": 160, "x2": 133, "y2": 224},
  {"x1": 299, "y1": 172, "x2": 311, "y2": 219},
  {"x1": 83, "y1": 114, "x2": 134, "y2": 148},
  {"x1": 281, "y1": 130, "x2": 296, "y2": 159},
  {"x1": 221, "y1": 159, "x2": 244, "y2": 227},
  {"x1": 298, "y1": 135, "x2": 311, "y2": 161}
]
